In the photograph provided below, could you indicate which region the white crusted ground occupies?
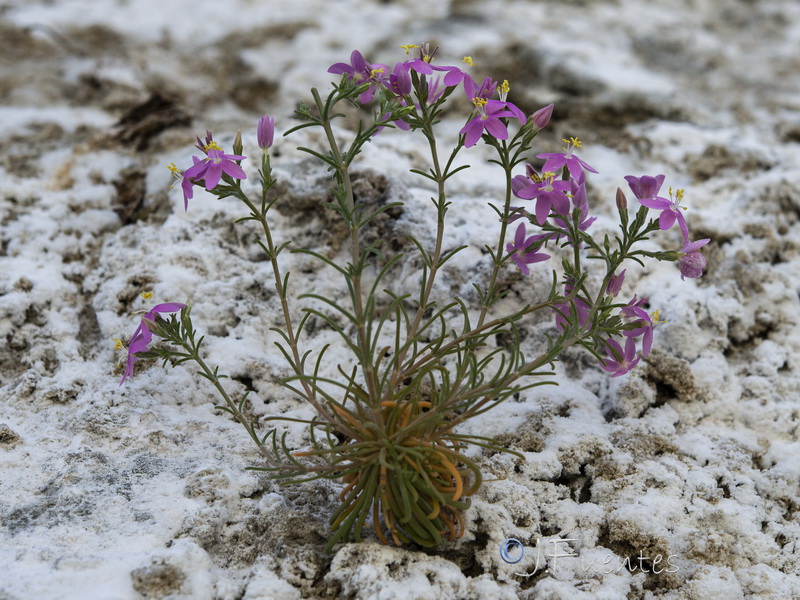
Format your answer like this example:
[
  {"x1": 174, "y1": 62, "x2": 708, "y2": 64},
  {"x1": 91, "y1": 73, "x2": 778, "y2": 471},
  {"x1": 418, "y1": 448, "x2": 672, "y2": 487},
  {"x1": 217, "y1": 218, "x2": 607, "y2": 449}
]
[{"x1": 1, "y1": 0, "x2": 799, "y2": 598}]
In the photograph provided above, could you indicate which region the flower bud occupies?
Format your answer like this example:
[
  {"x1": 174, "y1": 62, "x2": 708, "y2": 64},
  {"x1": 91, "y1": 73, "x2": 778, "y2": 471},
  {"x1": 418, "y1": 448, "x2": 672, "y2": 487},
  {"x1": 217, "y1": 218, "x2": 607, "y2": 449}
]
[
  {"x1": 679, "y1": 251, "x2": 706, "y2": 280},
  {"x1": 606, "y1": 269, "x2": 626, "y2": 297},
  {"x1": 530, "y1": 103, "x2": 554, "y2": 130},
  {"x1": 616, "y1": 187, "x2": 628, "y2": 211},
  {"x1": 232, "y1": 129, "x2": 243, "y2": 156},
  {"x1": 257, "y1": 115, "x2": 275, "y2": 151}
]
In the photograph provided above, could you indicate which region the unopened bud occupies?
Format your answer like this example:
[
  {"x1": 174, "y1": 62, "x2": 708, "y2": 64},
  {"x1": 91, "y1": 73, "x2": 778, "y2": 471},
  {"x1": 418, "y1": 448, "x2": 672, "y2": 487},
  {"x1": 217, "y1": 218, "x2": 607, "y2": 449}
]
[
  {"x1": 616, "y1": 187, "x2": 628, "y2": 211},
  {"x1": 257, "y1": 115, "x2": 275, "y2": 151},
  {"x1": 530, "y1": 103, "x2": 554, "y2": 130},
  {"x1": 606, "y1": 269, "x2": 626, "y2": 297},
  {"x1": 232, "y1": 130, "x2": 243, "y2": 156}
]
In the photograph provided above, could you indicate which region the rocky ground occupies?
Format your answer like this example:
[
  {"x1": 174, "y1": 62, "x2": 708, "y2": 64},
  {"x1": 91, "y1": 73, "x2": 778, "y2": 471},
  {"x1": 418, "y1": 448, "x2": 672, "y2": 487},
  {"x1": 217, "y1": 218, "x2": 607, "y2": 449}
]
[{"x1": 1, "y1": 0, "x2": 800, "y2": 598}]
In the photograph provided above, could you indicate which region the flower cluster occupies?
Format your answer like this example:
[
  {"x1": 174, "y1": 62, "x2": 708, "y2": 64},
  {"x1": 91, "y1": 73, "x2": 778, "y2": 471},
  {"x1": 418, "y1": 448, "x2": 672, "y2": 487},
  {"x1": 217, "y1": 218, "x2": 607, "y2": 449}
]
[
  {"x1": 507, "y1": 144, "x2": 709, "y2": 377},
  {"x1": 326, "y1": 44, "x2": 541, "y2": 149},
  {"x1": 116, "y1": 42, "x2": 712, "y2": 551},
  {"x1": 625, "y1": 175, "x2": 710, "y2": 281}
]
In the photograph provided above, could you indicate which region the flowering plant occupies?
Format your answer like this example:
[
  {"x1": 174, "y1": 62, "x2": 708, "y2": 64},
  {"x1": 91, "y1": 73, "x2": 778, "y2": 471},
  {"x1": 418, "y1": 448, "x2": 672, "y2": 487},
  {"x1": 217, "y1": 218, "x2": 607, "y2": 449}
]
[{"x1": 117, "y1": 44, "x2": 709, "y2": 551}]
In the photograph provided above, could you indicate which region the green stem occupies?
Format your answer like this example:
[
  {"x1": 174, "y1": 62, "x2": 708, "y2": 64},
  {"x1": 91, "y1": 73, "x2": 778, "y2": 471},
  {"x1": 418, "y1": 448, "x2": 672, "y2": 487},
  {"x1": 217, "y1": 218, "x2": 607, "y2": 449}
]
[
  {"x1": 235, "y1": 182, "x2": 344, "y2": 434},
  {"x1": 312, "y1": 88, "x2": 381, "y2": 419}
]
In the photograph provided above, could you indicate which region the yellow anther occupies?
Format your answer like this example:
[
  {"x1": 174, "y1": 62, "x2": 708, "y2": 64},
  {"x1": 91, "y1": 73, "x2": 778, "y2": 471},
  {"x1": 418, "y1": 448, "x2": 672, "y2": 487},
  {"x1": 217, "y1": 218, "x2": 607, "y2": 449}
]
[
  {"x1": 669, "y1": 187, "x2": 688, "y2": 209},
  {"x1": 472, "y1": 97, "x2": 488, "y2": 108},
  {"x1": 370, "y1": 67, "x2": 385, "y2": 78},
  {"x1": 541, "y1": 171, "x2": 556, "y2": 180},
  {"x1": 204, "y1": 141, "x2": 223, "y2": 152},
  {"x1": 113, "y1": 338, "x2": 125, "y2": 351},
  {"x1": 501, "y1": 80, "x2": 510, "y2": 95},
  {"x1": 462, "y1": 56, "x2": 475, "y2": 67},
  {"x1": 141, "y1": 291, "x2": 153, "y2": 300},
  {"x1": 529, "y1": 172, "x2": 542, "y2": 183},
  {"x1": 400, "y1": 44, "x2": 419, "y2": 54},
  {"x1": 167, "y1": 162, "x2": 181, "y2": 176},
  {"x1": 651, "y1": 309, "x2": 666, "y2": 325},
  {"x1": 422, "y1": 54, "x2": 432, "y2": 63}
]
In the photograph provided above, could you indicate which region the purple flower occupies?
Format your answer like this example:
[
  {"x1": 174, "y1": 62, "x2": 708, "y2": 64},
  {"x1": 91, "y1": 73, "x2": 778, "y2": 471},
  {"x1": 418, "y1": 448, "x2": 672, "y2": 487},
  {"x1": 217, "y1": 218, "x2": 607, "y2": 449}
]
[
  {"x1": 387, "y1": 62, "x2": 412, "y2": 96},
  {"x1": 404, "y1": 42, "x2": 438, "y2": 74},
  {"x1": 168, "y1": 162, "x2": 196, "y2": 212},
  {"x1": 624, "y1": 174, "x2": 665, "y2": 201},
  {"x1": 328, "y1": 50, "x2": 369, "y2": 81},
  {"x1": 537, "y1": 137, "x2": 598, "y2": 179},
  {"x1": 513, "y1": 172, "x2": 571, "y2": 224},
  {"x1": 620, "y1": 296, "x2": 654, "y2": 357},
  {"x1": 257, "y1": 115, "x2": 275, "y2": 151},
  {"x1": 402, "y1": 43, "x2": 466, "y2": 87},
  {"x1": 598, "y1": 337, "x2": 640, "y2": 377},
  {"x1": 531, "y1": 103, "x2": 554, "y2": 130},
  {"x1": 606, "y1": 270, "x2": 626, "y2": 298},
  {"x1": 460, "y1": 99, "x2": 518, "y2": 148},
  {"x1": 463, "y1": 74, "x2": 496, "y2": 103},
  {"x1": 506, "y1": 222, "x2": 550, "y2": 275},
  {"x1": 120, "y1": 302, "x2": 186, "y2": 385},
  {"x1": 183, "y1": 146, "x2": 247, "y2": 191},
  {"x1": 678, "y1": 238, "x2": 710, "y2": 280},
  {"x1": 328, "y1": 50, "x2": 388, "y2": 103},
  {"x1": 624, "y1": 175, "x2": 689, "y2": 240}
]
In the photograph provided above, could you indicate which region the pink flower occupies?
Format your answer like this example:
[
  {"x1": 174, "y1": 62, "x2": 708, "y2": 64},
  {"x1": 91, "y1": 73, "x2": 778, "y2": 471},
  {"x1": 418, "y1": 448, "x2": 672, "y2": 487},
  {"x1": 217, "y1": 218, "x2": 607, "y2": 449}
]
[
  {"x1": 403, "y1": 43, "x2": 466, "y2": 87},
  {"x1": 537, "y1": 137, "x2": 598, "y2": 179},
  {"x1": 625, "y1": 175, "x2": 689, "y2": 240},
  {"x1": 460, "y1": 99, "x2": 518, "y2": 148},
  {"x1": 599, "y1": 337, "x2": 640, "y2": 377},
  {"x1": 120, "y1": 302, "x2": 186, "y2": 385},
  {"x1": 168, "y1": 162, "x2": 197, "y2": 212},
  {"x1": 184, "y1": 147, "x2": 247, "y2": 191},
  {"x1": 678, "y1": 238, "x2": 710, "y2": 280},
  {"x1": 513, "y1": 172, "x2": 571, "y2": 224},
  {"x1": 621, "y1": 298, "x2": 654, "y2": 357},
  {"x1": 506, "y1": 223, "x2": 550, "y2": 275},
  {"x1": 328, "y1": 50, "x2": 388, "y2": 103},
  {"x1": 387, "y1": 62, "x2": 412, "y2": 96}
]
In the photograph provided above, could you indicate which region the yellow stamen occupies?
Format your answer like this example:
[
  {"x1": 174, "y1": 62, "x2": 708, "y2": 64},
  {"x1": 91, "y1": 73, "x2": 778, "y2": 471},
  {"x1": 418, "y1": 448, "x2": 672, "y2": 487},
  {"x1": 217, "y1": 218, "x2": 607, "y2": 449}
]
[
  {"x1": 204, "y1": 141, "x2": 223, "y2": 152},
  {"x1": 501, "y1": 80, "x2": 510, "y2": 95},
  {"x1": 370, "y1": 67, "x2": 385, "y2": 78},
  {"x1": 462, "y1": 56, "x2": 475, "y2": 67},
  {"x1": 167, "y1": 163, "x2": 181, "y2": 176},
  {"x1": 140, "y1": 291, "x2": 153, "y2": 300},
  {"x1": 113, "y1": 338, "x2": 124, "y2": 351},
  {"x1": 651, "y1": 309, "x2": 667, "y2": 325},
  {"x1": 400, "y1": 44, "x2": 418, "y2": 54},
  {"x1": 472, "y1": 97, "x2": 488, "y2": 108}
]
